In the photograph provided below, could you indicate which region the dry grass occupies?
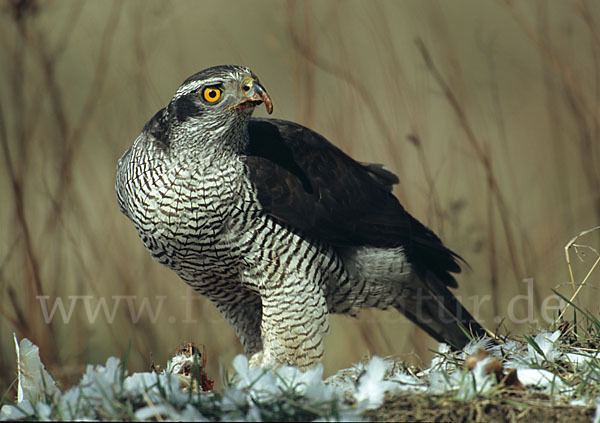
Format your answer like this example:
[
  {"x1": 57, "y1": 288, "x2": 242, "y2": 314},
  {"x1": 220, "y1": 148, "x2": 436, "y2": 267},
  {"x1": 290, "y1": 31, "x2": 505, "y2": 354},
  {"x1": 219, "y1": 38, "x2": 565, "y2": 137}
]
[{"x1": 1, "y1": 0, "x2": 599, "y2": 399}]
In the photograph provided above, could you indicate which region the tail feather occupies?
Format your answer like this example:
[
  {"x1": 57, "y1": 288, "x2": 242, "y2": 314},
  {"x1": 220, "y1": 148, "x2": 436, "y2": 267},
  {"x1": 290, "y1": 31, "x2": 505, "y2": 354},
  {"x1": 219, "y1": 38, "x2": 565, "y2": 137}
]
[{"x1": 396, "y1": 272, "x2": 487, "y2": 349}]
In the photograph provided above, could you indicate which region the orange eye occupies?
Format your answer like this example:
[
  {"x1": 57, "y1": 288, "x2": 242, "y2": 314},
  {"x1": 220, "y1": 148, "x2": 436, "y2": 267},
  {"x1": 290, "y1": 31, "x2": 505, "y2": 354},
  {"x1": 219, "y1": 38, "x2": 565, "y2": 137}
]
[{"x1": 202, "y1": 87, "x2": 221, "y2": 103}]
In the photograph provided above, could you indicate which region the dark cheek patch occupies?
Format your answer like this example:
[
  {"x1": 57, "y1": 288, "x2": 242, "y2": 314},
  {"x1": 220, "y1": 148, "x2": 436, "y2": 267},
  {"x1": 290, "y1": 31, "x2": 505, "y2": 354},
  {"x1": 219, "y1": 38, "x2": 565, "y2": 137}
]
[
  {"x1": 171, "y1": 95, "x2": 202, "y2": 122},
  {"x1": 143, "y1": 108, "x2": 170, "y2": 148}
]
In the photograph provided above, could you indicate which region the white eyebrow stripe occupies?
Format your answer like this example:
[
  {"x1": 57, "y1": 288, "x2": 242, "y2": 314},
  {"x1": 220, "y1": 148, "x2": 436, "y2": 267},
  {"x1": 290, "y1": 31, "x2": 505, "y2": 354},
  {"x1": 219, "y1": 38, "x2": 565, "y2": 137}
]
[
  {"x1": 175, "y1": 77, "x2": 225, "y2": 98},
  {"x1": 175, "y1": 81, "x2": 204, "y2": 98},
  {"x1": 173, "y1": 69, "x2": 249, "y2": 99}
]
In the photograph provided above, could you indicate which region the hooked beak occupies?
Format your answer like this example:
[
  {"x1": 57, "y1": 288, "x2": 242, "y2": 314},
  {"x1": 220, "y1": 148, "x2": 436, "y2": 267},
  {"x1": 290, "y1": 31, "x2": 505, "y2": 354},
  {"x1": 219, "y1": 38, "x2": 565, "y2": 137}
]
[{"x1": 235, "y1": 76, "x2": 273, "y2": 114}]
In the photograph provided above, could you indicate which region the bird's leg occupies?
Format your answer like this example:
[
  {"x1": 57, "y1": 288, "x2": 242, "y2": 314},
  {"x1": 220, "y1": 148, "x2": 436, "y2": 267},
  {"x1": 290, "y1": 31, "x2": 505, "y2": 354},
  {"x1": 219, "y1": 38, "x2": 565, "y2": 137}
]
[
  {"x1": 253, "y1": 278, "x2": 329, "y2": 370},
  {"x1": 212, "y1": 292, "x2": 263, "y2": 357}
]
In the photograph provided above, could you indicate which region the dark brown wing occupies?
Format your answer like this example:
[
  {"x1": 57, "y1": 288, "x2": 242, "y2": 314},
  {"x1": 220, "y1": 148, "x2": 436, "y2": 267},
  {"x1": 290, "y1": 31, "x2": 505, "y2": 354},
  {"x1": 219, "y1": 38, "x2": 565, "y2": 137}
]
[{"x1": 244, "y1": 118, "x2": 461, "y2": 288}]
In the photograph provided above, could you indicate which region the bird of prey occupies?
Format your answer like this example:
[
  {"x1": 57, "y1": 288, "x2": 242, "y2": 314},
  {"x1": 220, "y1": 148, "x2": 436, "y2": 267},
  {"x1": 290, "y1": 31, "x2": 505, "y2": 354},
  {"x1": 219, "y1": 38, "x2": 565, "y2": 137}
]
[{"x1": 116, "y1": 65, "x2": 485, "y2": 369}]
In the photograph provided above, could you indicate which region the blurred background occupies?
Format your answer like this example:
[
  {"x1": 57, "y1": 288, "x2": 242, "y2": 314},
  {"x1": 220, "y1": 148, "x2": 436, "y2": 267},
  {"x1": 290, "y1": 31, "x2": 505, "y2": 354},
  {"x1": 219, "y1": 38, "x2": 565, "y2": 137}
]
[{"x1": 1, "y1": 0, "x2": 599, "y2": 393}]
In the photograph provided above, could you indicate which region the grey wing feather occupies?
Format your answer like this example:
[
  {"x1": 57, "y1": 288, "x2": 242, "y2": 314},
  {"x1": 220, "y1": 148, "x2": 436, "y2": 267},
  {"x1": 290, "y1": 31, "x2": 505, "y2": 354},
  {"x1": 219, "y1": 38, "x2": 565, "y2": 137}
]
[{"x1": 244, "y1": 118, "x2": 462, "y2": 288}]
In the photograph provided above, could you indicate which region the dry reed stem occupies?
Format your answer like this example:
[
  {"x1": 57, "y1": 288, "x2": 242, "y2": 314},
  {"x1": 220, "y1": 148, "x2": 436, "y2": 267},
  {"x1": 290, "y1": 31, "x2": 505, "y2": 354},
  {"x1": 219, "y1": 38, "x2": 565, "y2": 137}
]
[
  {"x1": 286, "y1": 10, "x2": 397, "y2": 155},
  {"x1": 414, "y1": 38, "x2": 531, "y2": 298},
  {"x1": 503, "y1": 0, "x2": 600, "y2": 219},
  {"x1": 558, "y1": 226, "x2": 600, "y2": 322}
]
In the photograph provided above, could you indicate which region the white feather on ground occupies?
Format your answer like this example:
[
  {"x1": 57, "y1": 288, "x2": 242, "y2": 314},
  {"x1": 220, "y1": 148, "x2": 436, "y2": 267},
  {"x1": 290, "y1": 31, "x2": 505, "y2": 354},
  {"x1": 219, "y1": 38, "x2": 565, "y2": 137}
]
[{"x1": 1, "y1": 332, "x2": 599, "y2": 421}]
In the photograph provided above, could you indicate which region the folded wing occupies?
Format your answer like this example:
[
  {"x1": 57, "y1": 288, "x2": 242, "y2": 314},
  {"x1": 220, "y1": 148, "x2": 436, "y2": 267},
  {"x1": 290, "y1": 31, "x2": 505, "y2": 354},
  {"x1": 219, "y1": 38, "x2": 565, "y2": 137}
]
[{"x1": 244, "y1": 118, "x2": 462, "y2": 288}]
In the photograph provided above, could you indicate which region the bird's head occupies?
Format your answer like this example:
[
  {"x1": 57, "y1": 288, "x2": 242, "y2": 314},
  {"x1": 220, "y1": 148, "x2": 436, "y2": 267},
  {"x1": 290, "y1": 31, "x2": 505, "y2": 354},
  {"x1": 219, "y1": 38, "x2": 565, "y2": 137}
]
[{"x1": 166, "y1": 65, "x2": 272, "y2": 138}]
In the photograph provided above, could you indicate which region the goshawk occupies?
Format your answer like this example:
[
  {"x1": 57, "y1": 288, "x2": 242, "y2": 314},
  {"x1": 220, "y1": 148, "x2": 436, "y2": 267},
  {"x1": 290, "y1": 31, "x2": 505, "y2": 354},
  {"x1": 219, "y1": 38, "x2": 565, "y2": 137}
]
[{"x1": 116, "y1": 65, "x2": 485, "y2": 369}]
